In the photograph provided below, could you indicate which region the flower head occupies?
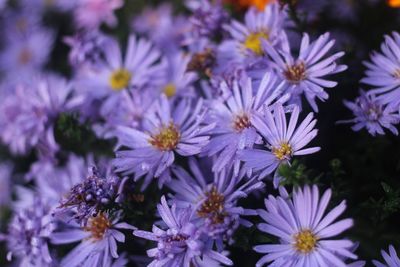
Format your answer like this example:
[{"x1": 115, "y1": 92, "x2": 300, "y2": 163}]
[
  {"x1": 203, "y1": 72, "x2": 287, "y2": 173},
  {"x1": 134, "y1": 196, "x2": 233, "y2": 267},
  {"x1": 51, "y1": 211, "x2": 135, "y2": 267},
  {"x1": 264, "y1": 32, "x2": 347, "y2": 111},
  {"x1": 0, "y1": 75, "x2": 82, "y2": 155},
  {"x1": 168, "y1": 158, "x2": 263, "y2": 247},
  {"x1": 340, "y1": 90, "x2": 400, "y2": 136},
  {"x1": 361, "y1": 32, "x2": 400, "y2": 107},
  {"x1": 57, "y1": 166, "x2": 119, "y2": 225},
  {"x1": 373, "y1": 245, "x2": 400, "y2": 267},
  {"x1": 2, "y1": 197, "x2": 56, "y2": 267},
  {"x1": 113, "y1": 96, "x2": 213, "y2": 189},
  {"x1": 240, "y1": 103, "x2": 320, "y2": 180},
  {"x1": 219, "y1": 3, "x2": 286, "y2": 67},
  {"x1": 254, "y1": 185, "x2": 356, "y2": 266},
  {"x1": 76, "y1": 34, "x2": 165, "y2": 99},
  {"x1": 74, "y1": 0, "x2": 124, "y2": 30}
]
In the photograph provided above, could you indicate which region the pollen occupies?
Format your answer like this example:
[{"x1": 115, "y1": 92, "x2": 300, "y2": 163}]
[
  {"x1": 233, "y1": 113, "x2": 251, "y2": 132},
  {"x1": 149, "y1": 123, "x2": 181, "y2": 151},
  {"x1": 163, "y1": 83, "x2": 177, "y2": 98},
  {"x1": 244, "y1": 32, "x2": 269, "y2": 56},
  {"x1": 294, "y1": 230, "x2": 318, "y2": 254},
  {"x1": 84, "y1": 213, "x2": 111, "y2": 241},
  {"x1": 109, "y1": 68, "x2": 132, "y2": 91},
  {"x1": 284, "y1": 62, "x2": 307, "y2": 84},
  {"x1": 272, "y1": 142, "x2": 293, "y2": 160},
  {"x1": 197, "y1": 186, "x2": 226, "y2": 224}
]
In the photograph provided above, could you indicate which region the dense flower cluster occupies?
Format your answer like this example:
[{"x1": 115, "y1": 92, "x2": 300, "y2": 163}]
[{"x1": 0, "y1": 0, "x2": 398, "y2": 267}]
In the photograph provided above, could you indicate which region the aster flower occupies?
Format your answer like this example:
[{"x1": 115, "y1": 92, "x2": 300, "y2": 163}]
[
  {"x1": 218, "y1": 3, "x2": 287, "y2": 67},
  {"x1": 240, "y1": 103, "x2": 320, "y2": 180},
  {"x1": 74, "y1": 0, "x2": 124, "y2": 30},
  {"x1": 340, "y1": 90, "x2": 400, "y2": 136},
  {"x1": 132, "y1": 4, "x2": 188, "y2": 53},
  {"x1": 57, "y1": 165, "x2": 119, "y2": 225},
  {"x1": 95, "y1": 89, "x2": 155, "y2": 138},
  {"x1": 76, "y1": 34, "x2": 165, "y2": 100},
  {"x1": 159, "y1": 52, "x2": 198, "y2": 99},
  {"x1": 114, "y1": 95, "x2": 213, "y2": 189},
  {"x1": 51, "y1": 211, "x2": 135, "y2": 267},
  {"x1": 203, "y1": 72, "x2": 288, "y2": 173},
  {"x1": 27, "y1": 154, "x2": 87, "y2": 204},
  {"x1": 64, "y1": 30, "x2": 108, "y2": 70},
  {"x1": 254, "y1": 185, "x2": 356, "y2": 267},
  {"x1": 134, "y1": 196, "x2": 233, "y2": 267},
  {"x1": 361, "y1": 32, "x2": 400, "y2": 107},
  {"x1": 186, "y1": 0, "x2": 228, "y2": 39},
  {"x1": 264, "y1": 32, "x2": 347, "y2": 111},
  {"x1": 0, "y1": 75, "x2": 83, "y2": 155},
  {"x1": 1, "y1": 196, "x2": 56, "y2": 267},
  {"x1": 168, "y1": 158, "x2": 263, "y2": 249},
  {"x1": 373, "y1": 245, "x2": 400, "y2": 267},
  {"x1": 0, "y1": 28, "x2": 54, "y2": 81}
]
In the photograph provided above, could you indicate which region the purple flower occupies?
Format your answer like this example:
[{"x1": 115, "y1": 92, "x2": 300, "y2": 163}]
[
  {"x1": 264, "y1": 32, "x2": 347, "y2": 111},
  {"x1": 1, "y1": 196, "x2": 56, "y2": 267},
  {"x1": 254, "y1": 185, "x2": 356, "y2": 267},
  {"x1": 186, "y1": 0, "x2": 228, "y2": 39},
  {"x1": 218, "y1": 3, "x2": 287, "y2": 67},
  {"x1": 64, "y1": 30, "x2": 108, "y2": 70},
  {"x1": 26, "y1": 154, "x2": 87, "y2": 204},
  {"x1": 0, "y1": 75, "x2": 83, "y2": 155},
  {"x1": 340, "y1": 90, "x2": 400, "y2": 136},
  {"x1": 95, "y1": 89, "x2": 155, "y2": 138},
  {"x1": 75, "y1": 34, "x2": 165, "y2": 98},
  {"x1": 73, "y1": 0, "x2": 124, "y2": 30},
  {"x1": 57, "y1": 166, "x2": 119, "y2": 225},
  {"x1": 240, "y1": 103, "x2": 320, "y2": 180},
  {"x1": 113, "y1": 95, "x2": 213, "y2": 189},
  {"x1": 361, "y1": 32, "x2": 400, "y2": 108},
  {"x1": 51, "y1": 211, "x2": 135, "y2": 267},
  {"x1": 134, "y1": 196, "x2": 233, "y2": 267},
  {"x1": 168, "y1": 158, "x2": 263, "y2": 249},
  {"x1": 373, "y1": 245, "x2": 400, "y2": 267},
  {"x1": 0, "y1": 28, "x2": 54, "y2": 81},
  {"x1": 131, "y1": 4, "x2": 188, "y2": 54},
  {"x1": 159, "y1": 52, "x2": 198, "y2": 99},
  {"x1": 203, "y1": 72, "x2": 287, "y2": 173}
]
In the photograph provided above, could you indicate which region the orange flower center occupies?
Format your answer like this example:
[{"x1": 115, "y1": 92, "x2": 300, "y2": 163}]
[
  {"x1": 284, "y1": 62, "x2": 307, "y2": 84},
  {"x1": 197, "y1": 186, "x2": 226, "y2": 224},
  {"x1": 84, "y1": 213, "x2": 111, "y2": 240}
]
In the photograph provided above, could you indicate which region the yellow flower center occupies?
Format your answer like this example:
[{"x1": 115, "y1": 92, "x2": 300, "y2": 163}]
[
  {"x1": 284, "y1": 62, "x2": 307, "y2": 84},
  {"x1": 84, "y1": 213, "x2": 111, "y2": 240},
  {"x1": 149, "y1": 123, "x2": 180, "y2": 151},
  {"x1": 294, "y1": 230, "x2": 318, "y2": 254},
  {"x1": 109, "y1": 69, "x2": 132, "y2": 91},
  {"x1": 272, "y1": 142, "x2": 292, "y2": 160},
  {"x1": 163, "y1": 83, "x2": 177, "y2": 98},
  {"x1": 244, "y1": 32, "x2": 269, "y2": 56},
  {"x1": 197, "y1": 186, "x2": 226, "y2": 224},
  {"x1": 233, "y1": 113, "x2": 251, "y2": 132}
]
